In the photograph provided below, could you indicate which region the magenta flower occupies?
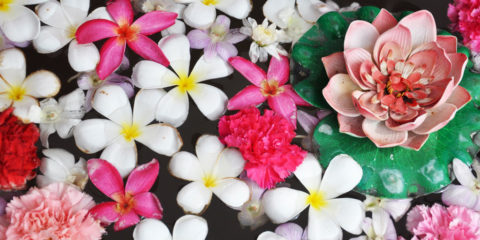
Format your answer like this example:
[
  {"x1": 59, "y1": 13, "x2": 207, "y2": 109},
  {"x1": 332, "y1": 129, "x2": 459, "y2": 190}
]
[
  {"x1": 76, "y1": 0, "x2": 177, "y2": 80},
  {"x1": 227, "y1": 55, "x2": 311, "y2": 127},
  {"x1": 87, "y1": 158, "x2": 163, "y2": 231}
]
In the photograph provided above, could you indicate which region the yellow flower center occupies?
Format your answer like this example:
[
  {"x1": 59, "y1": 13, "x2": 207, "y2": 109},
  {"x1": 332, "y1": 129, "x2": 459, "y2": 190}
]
[
  {"x1": 260, "y1": 80, "x2": 284, "y2": 97},
  {"x1": 7, "y1": 85, "x2": 26, "y2": 101},
  {"x1": 306, "y1": 191, "x2": 328, "y2": 210},
  {"x1": 174, "y1": 74, "x2": 197, "y2": 93},
  {"x1": 202, "y1": 174, "x2": 217, "y2": 188},
  {"x1": 67, "y1": 25, "x2": 77, "y2": 39},
  {"x1": 202, "y1": 0, "x2": 218, "y2": 5},
  {"x1": 120, "y1": 123, "x2": 141, "y2": 142},
  {"x1": 0, "y1": 0, "x2": 14, "y2": 12}
]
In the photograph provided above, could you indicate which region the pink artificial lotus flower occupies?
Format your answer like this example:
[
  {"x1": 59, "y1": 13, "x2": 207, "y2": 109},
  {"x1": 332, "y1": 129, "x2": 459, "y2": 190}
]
[
  {"x1": 322, "y1": 9, "x2": 471, "y2": 149},
  {"x1": 87, "y1": 158, "x2": 163, "y2": 231},
  {"x1": 76, "y1": 0, "x2": 177, "y2": 80},
  {"x1": 227, "y1": 55, "x2": 311, "y2": 127}
]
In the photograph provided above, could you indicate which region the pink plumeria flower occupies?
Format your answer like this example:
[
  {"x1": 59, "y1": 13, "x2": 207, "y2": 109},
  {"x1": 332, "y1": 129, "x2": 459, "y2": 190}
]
[
  {"x1": 75, "y1": 0, "x2": 177, "y2": 79},
  {"x1": 88, "y1": 158, "x2": 163, "y2": 231},
  {"x1": 227, "y1": 55, "x2": 311, "y2": 127},
  {"x1": 258, "y1": 223, "x2": 307, "y2": 240},
  {"x1": 442, "y1": 159, "x2": 480, "y2": 211},
  {"x1": 133, "y1": 215, "x2": 208, "y2": 240}
]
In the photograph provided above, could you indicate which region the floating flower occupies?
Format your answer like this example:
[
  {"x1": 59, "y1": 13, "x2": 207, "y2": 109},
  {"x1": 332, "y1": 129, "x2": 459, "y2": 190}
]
[
  {"x1": 36, "y1": 148, "x2": 88, "y2": 190},
  {"x1": 132, "y1": 34, "x2": 233, "y2": 127},
  {"x1": 133, "y1": 215, "x2": 208, "y2": 240},
  {"x1": 74, "y1": 84, "x2": 182, "y2": 177},
  {"x1": 322, "y1": 9, "x2": 470, "y2": 149},
  {"x1": 88, "y1": 158, "x2": 163, "y2": 231},
  {"x1": 297, "y1": 110, "x2": 331, "y2": 151},
  {"x1": 0, "y1": 29, "x2": 28, "y2": 51},
  {"x1": 448, "y1": 0, "x2": 480, "y2": 52},
  {"x1": 219, "y1": 108, "x2": 307, "y2": 189},
  {"x1": 442, "y1": 158, "x2": 480, "y2": 211},
  {"x1": 240, "y1": 18, "x2": 288, "y2": 63},
  {"x1": 169, "y1": 135, "x2": 250, "y2": 214},
  {"x1": 296, "y1": 0, "x2": 360, "y2": 23},
  {"x1": 228, "y1": 55, "x2": 311, "y2": 127},
  {"x1": 237, "y1": 175, "x2": 269, "y2": 230},
  {"x1": 0, "y1": 48, "x2": 61, "y2": 122},
  {"x1": 364, "y1": 195, "x2": 412, "y2": 222},
  {"x1": 28, "y1": 89, "x2": 86, "y2": 148},
  {"x1": 135, "y1": 0, "x2": 186, "y2": 37},
  {"x1": 2, "y1": 183, "x2": 105, "y2": 240},
  {"x1": 406, "y1": 204, "x2": 480, "y2": 240},
  {"x1": 0, "y1": 0, "x2": 47, "y2": 42},
  {"x1": 179, "y1": 0, "x2": 251, "y2": 30},
  {"x1": 263, "y1": 0, "x2": 312, "y2": 43},
  {"x1": 257, "y1": 223, "x2": 307, "y2": 240},
  {"x1": 76, "y1": 0, "x2": 177, "y2": 79},
  {"x1": 350, "y1": 217, "x2": 398, "y2": 240},
  {"x1": 0, "y1": 108, "x2": 40, "y2": 191},
  {"x1": 187, "y1": 15, "x2": 246, "y2": 61},
  {"x1": 262, "y1": 154, "x2": 364, "y2": 240}
]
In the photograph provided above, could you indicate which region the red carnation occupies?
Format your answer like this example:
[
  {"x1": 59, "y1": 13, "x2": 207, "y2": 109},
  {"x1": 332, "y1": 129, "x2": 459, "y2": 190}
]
[
  {"x1": 219, "y1": 108, "x2": 307, "y2": 189},
  {"x1": 0, "y1": 108, "x2": 40, "y2": 190}
]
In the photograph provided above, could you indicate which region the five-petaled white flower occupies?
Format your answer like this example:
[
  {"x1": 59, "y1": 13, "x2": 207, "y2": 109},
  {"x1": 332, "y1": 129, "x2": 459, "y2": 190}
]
[
  {"x1": 350, "y1": 217, "x2": 398, "y2": 240},
  {"x1": 133, "y1": 215, "x2": 208, "y2": 240},
  {"x1": 297, "y1": 0, "x2": 360, "y2": 23},
  {"x1": 442, "y1": 158, "x2": 480, "y2": 211},
  {"x1": 0, "y1": 0, "x2": 48, "y2": 42}
]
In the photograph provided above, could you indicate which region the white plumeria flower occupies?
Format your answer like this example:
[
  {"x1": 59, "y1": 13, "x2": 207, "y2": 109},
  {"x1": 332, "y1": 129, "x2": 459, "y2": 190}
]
[
  {"x1": 132, "y1": 34, "x2": 233, "y2": 127},
  {"x1": 169, "y1": 135, "x2": 250, "y2": 214},
  {"x1": 263, "y1": 0, "x2": 313, "y2": 44},
  {"x1": 442, "y1": 158, "x2": 480, "y2": 211},
  {"x1": 262, "y1": 154, "x2": 364, "y2": 240},
  {"x1": 73, "y1": 84, "x2": 183, "y2": 177},
  {"x1": 297, "y1": 0, "x2": 360, "y2": 23},
  {"x1": 258, "y1": 223, "x2": 307, "y2": 240},
  {"x1": 350, "y1": 217, "x2": 397, "y2": 240},
  {"x1": 0, "y1": 0, "x2": 48, "y2": 42},
  {"x1": 29, "y1": 88, "x2": 86, "y2": 148},
  {"x1": 238, "y1": 175, "x2": 269, "y2": 230},
  {"x1": 36, "y1": 148, "x2": 88, "y2": 189},
  {"x1": 137, "y1": 0, "x2": 186, "y2": 37},
  {"x1": 176, "y1": 0, "x2": 252, "y2": 30},
  {"x1": 0, "y1": 48, "x2": 60, "y2": 122},
  {"x1": 240, "y1": 18, "x2": 288, "y2": 63},
  {"x1": 133, "y1": 215, "x2": 208, "y2": 240}
]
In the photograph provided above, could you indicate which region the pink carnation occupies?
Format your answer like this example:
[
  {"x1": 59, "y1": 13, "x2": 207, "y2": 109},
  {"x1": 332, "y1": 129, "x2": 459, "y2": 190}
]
[
  {"x1": 448, "y1": 0, "x2": 480, "y2": 52},
  {"x1": 219, "y1": 107, "x2": 307, "y2": 189},
  {"x1": 407, "y1": 204, "x2": 480, "y2": 240},
  {"x1": 2, "y1": 183, "x2": 104, "y2": 240}
]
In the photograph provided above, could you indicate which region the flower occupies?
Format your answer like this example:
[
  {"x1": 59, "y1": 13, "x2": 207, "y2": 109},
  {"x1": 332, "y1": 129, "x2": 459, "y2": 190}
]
[
  {"x1": 133, "y1": 215, "x2": 208, "y2": 240},
  {"x1": 0, "y1": 29, "x2": 29, "y2": 51},
  {"x1": 28, "y1": 89, "x2": 86, "y2": 148},
  {"x1": 0, "y1": 108, "x2": 40, "y2": 191},
  {"x1": 169, "y1": 135, "x2": 250, "y2": 214},
  {"x1": 442, "y1": 158, "x2": 480, "y2": 211},
  {"x1": 322, "y1": 9, "x2": 471, "y2": 149},
  {"x1": 179, "y1": 0, "x2": 252, "y2": 30},
  {"x1": 448, "y1": 0, "x2": 480, "y2": 52},
  {"x1": 0, "y1": 48, "x2": 61, "y2": 122},
  {"x1": 237, "y1": 175, "x2": 269, "y2": 230},
  {"x1": 0, "y1": 197, "x2": 5, "y2": 216},
  {"x1": 187, "y1": 15, "x2": 246, "y2": 61},
  {"x1": 218, "y1": 107, "x2": 307, "y2": 189},
  {"x1": 262, "y1": 154, "x2": 364, "y2": 240},
  {"x1": 257, "y1": 223, "x2": 307, "y2": 240},
  {"x1": 364, "y1": 195, "x2": 412, "y2": 222},
  {"x1": 135, "y1": 0, "x2": 186, "y2": 37},
  {"x1": 406, "y1": 204, "x2": 480, "y2": 240},
  {"x1": 297, "y1": 110, "x2": 331, "y2": 151},
  {"x1": 75, "y1": 0, "x2": 177, "y2": 79},
  {"x1": 88, "y1": 158, "x2": 163, "y2": 231},
  {"x1": 227, "y1": 55, "x2": 311, "y2": 127},
  {"x1": 297, "y1": 0, "x2": 360, "y2": 23},
  {"x1": 350, "y1": 217, "x2": 398, "y2": 240},
  {"x1": 0, "y1": 0, "x2": 47, "y2": 42},
  {"x1": 74, "y1": 84, "x2": 182, "y2": 177},
  {"x1": 240, "y1": 18, "x2": 288, "y2": 63},
  {"x1": 132, "y1": 34, "x2": 233, "y2": 127},
  {"x1": 36, "y1": 148, "x2": 88, "y2": 190},
  {"x1": 2, "y1": 183, "x2": 105, "y2": 240}
]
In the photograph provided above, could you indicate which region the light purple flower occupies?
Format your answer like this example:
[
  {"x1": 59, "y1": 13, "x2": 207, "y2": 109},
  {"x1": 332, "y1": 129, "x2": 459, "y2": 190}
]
[
  {"x1": 237, "y1": 174, "x2": 268, "y2": 230},
  {"x1": 0, "y1": 29, "x2": 29, "y2": 51},
  {"x1": 442, "y1": 158, "x2": 480, "y2": 211},
  {"x1": 297, "y1": 110, "x2": 331, "y2": 151},
  {"x1": 257, "y1": 223, "x2": 307, "y2": 240},
  {"x1": 187, "y1": 15, "x2": 246, "y2": 61},
  {"x1": 350, "y1": 217, "x2": 398, "y2": 240}
]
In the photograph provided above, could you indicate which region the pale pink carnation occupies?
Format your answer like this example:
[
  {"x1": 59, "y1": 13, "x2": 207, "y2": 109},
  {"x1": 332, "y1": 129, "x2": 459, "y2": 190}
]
[
  {"x1": 407, "y1": 204, "x2": 480, "y2": 240},
  {"x1": 3, "y1": 183, "x2": 104, "y2": 240},
  {"x1": 448, "y1": 0, "x2": 480, "y2": 52}
]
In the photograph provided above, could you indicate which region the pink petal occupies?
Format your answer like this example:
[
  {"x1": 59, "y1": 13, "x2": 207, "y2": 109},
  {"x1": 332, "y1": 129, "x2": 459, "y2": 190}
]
[
  {"x1": 386, "y1": 111, "x2": 427, "y2": 131},
  {"x1": 322, "y1": 73, "x2": 361, "y2": 117},
  {"x1": 76, "y1": 19, "x2": 118, "y2": 44},
  {"x1": 337, "y1": 114, "x2": 366, "y2": 137},
  {"x1": 446, "y1": 86, "x2": 471, "y2": 109},
  {"x1": 400, "y1": 132, "x2": 429, "y2": 151},
  {"x1": 228, "y1": 56, "x2": 267, "y2": 86},
  {"x1": 447, "y1": 53, "x2": 468, "y2": 86},
  {"x1": 133, "y1": 11, "x2": 177, "y2": 36},
  {"x1": 87, "y1": 158, "x2": 125, "y2": 199},
  {"x1": 283, "y1": 85, "x2": 311, "y2": 106},
  {"x1": 107, "y1": 0, "x2": 134, "y2": 25},
  {"x1": 372, "y1": 9, "x2": 398, "y2": 34},
  {"x1": 352, "y1": 90, "x2": 388, "y2": 121},
  {"x1": 406, "y1": 49, "x2": 438, "y2": 78},
  {"x1": 268, "y1": 94, "x2": 297, "y2": 128},
  {"x1": 362, "y1": 119, "x2": 408, "y2": 148},
  {"x1": 215, "y1": 15, "x2": 231, "y2": 31},
  {"x1": 227, "y1": 85, "x2": 266, "y2": 110},
  {"x1": 89, "y1": 202, "x2": 121, "y2": 224},
  {"x1": 413, "y1": 103, "x2": 457, "y2": 134},
  {"x1": 344, "y1": 48, "x2": 374, "y2": 90},
  {"x1": 437, "y1": 35, "x2": 457, "y2": 53},
  {"x1": 188, "y1": 29, "x2": 211, "y2": 49},
  {"x1": 398, "y1": 10, "x2": 437, "y2": 49},
  {"x1": 133, "y1": 192, "x2": 163, "y2": 219},
  {"x1": 298, "y1": 110, "x2": 321, "y2": 134},
  {"x1": 125, "y1": 159, "x2": 159, "y2": 195},
  {"x1": 267, "y1": 54, "x2": 289, "y2": 86},
  {"x1": 97, "y1": 37, "x2": 126, "y2": 80},
  {"x1": 373, "y1": 24, "x2": 412, "y2": 64},
  {"x1": 411, "y1": 42, "x2": 451, "y2": 81},
  {"x1": 114, "y1": 211, "x2": 140, "y2": 231},
  {"x1": 322, "y1": 52, "x2": 347, "y2": 79},
  {"x1": 127, "y1": 34, "x2": 169, "y2": 66},
  {"x1": 428, "y1": 78, "x2": 456, "y2": 108},
  {"x1": 359, "y1": 60, "x2": 380, "y2": 89},
  {"x1": 344, "y1": 20, "x2": 379, "y2": 52}
]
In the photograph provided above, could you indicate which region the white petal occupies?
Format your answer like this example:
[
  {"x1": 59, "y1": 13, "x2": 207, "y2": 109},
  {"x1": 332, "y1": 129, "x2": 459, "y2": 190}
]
[
  {"x1": 0, "y1": 94, "x2": 12, "y2": 112},
  {"x1": 274, "y1": 223, "x2": 304, "y2": 240},
  {"x1": 319, "y1": 154, "x2": 363, "y2": 199},
  {"x1": 158, "y1": 34, "x2": 191, "y2": 75},
  {"x1": 61, "y1": 0, "x2": 90, "y2": 25},
  {"x1": 190, "y1": 55, "x2": 233, "y2": 83},
  {"x1": 23, "y1": 70, "x2": 60, "y2": 98},
  {"x1": 213, "y1": 148, "x2": 245, "y2": 179},
  {"x1": 133, "y1": 89, "x2": 167, "y2": 127},
  {"x1": 215, "y1": 0, "x2": 252, "y2": 19},
  {"x1": 36, "y1": 1, "x2": 70, "y2": 29},
  {"x1": 68, "y1": 40, "x2": 100, "y2": 72},
  {"x1": 177, "y1": 181, "x2": 213, "y2": 214},
  {"x1": 294, "y1": 153, "x2": 323, "y2": 192},
  {"x1": 55, "y1": 118, "x2": 81, "y2": 138},
  {"x1": 161, "y1": 20, "x2": 186, "y2": 37},
  {"x1": 133, "y1": 219, "x2": 172, "y2": 240},
  {"x1": 211, "y1": 178, "x2": 250, "y2": 209},
  {"x1": 43, "y1": 148, "x2": 76, "y2": 169},
  {"x1": 296, "y1": 0, "x2": 321, "y2": 23},
  {"x1": 382, "y1": 198, "x2": 411, "y2": 222},
  {"x1": 371, "y1": 208, "x2": 389, "y2": 237},
  {"x1": 58, "y1": 88, "x2": 85, "y2": 114},
  {"x1": 195, "y1": 135, "x2": 225, "y2": 173},
  {"x1": 85, "y1": 7, "x2": 113, "y2": 22},
  {"x1": 0, "y1": 48, "x2": 26, "y2": 86},
  {"x1": 39, "y1": 123, "x2": 56, "y2": 147},
  {"x1": 169, "y1": 151, "x2": 204, "y2": 182},
  {"x1": 324, "y1": 198, "x2": 364, "y2": 235},
  {"x1": 17, "y1": 0, "x2": 50, "y2": 4},
  {"x1": 257, "y1": 232, "x2": 287, "y2": 240},
  {"x1": 189, "y1": 83, "x2": 227, "y2": 121},
  {"x1": 453, "y1": 158, "x2": 476, "y2": 188},
  {"x1": 36, "y1": 175, "x2": 57, "y2": 188},
  {"x1": 100, "y1": 138, "x2": 137, "y2": 178},
  {"x1": 172, "y1": 215, "x2": 208, "y2": 240},
  {"x1": 442, "y1": 185, "x2": 479, "y2": 210},
  {"x1": 262, "y1": 187, "x2": 309, "y2": 224},
  {"x1": 183, "y1": 2, "x2": 216, "y2": 29},
  {"x1": 73, "y1": 119, "x2": 121, "y2": 154},
  {"x1": 132, "y1": 60, "x2": 179, "y2": 89},
  {"x1": 308, "y1": 207, "x2": 342, "y2": 240},
  {"x1": 40, "y1": 149, "x2": 74, "y2": 181},
  {"x1": 12, "y1": 96, "x2": 38, "y2": 122},
  {"x1": 136, "y1": 123, "x2": 183, "y2": 156},
  {"x1": 33, "y1": 26, "x2": 71, "y2": 54},
  {"x1": 262, "y1": 0, "x2": 295, "y2": 28},
  {"x1": 155, "y1": 87, "x2": 189, "y2": 127},
  {"x1": 1, "y1": 6, "x2": 41, "y2": 42},
  {"x1": 92, "y1": 85, "x2": 132, "y2": 125}
]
